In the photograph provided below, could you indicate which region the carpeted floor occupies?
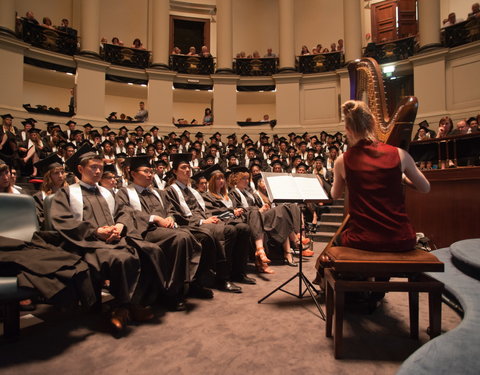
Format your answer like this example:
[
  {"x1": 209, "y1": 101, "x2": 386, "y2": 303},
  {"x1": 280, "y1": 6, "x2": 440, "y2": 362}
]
[{"x1": 0, "y1": 242, "x2": 461, "y2": 375}]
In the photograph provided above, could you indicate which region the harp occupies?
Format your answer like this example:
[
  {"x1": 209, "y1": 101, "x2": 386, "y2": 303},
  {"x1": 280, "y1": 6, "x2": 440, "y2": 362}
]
[{"x1": 315, "y1": 57, "x2": 419, "y2": 282}]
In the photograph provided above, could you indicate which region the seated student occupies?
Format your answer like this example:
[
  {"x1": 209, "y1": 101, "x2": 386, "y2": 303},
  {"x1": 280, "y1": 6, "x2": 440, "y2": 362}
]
[
  {"x1": 165, "y1": 154, "x2": 243, "y2": 293},
  {"x1": 228, "y1": 167, "x2": 303, "y2": 272},
  {"x1": 330, "y1": 100, "x2": 430, "y2": 251},
  {"x1": 201, "y1": 165, "x2": 256, "y2": 284},
  {"x1": 50, "y1": 143, "x2": 165, "y2": 335},
  {"x1": 32, "y1": 153, "x2": 67, "y2": 229},
  {"x1": 115, "y1": 156, "x2": 203, "y2": 310},
  {"x1": 99, "y1": 164, "x2": 118, "y2": 194}
]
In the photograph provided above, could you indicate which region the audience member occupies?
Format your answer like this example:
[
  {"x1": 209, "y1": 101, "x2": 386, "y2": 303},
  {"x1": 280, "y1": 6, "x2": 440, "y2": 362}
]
[
  {"x1": 264, "y1": 48, "x2": 277, "y2": 58},
  {"x1": 134, "y1": 101, "x2": 148, "y2": 122},
  {"x1": 132, "y1": 38, "x2": 145, "y2": 50}
]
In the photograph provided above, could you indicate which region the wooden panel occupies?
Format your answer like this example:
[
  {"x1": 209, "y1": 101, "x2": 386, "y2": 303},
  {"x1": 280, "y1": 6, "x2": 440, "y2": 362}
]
[
  {"x1": 398, "y1": 0, "x2": 417, "y2": 38},
  {"x1": 372, "y1": 0, "x2": 398, "y2": 43},
  {"x1": 405, "y1": 167, "x2": 480, "y2": 249}
]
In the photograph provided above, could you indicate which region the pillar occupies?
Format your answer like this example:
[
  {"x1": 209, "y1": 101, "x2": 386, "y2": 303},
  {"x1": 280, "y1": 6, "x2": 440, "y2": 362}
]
[
  {"x1": 0, "y1": 38, "x2": 25, "y2": 111},
  {"x1": 74, "y1": 56, "x2": 109, "y2": 121},
  {"x1": 278, "y1": 0, "x2": 295, "y2": 72},
  {"x1": 146, "y1": 69, "x2": 176, "y2": 124},
  {"x1": 151, "y1": 0, "x2": 170, "y2": 69},
  {"x1": 80, "y1": 0, "x2": 100, "y2": 58},
  {"x1": 274, "y1": 73, "x2": 301, "y2": 128},
  {"x1": 343, "y1": 0, "x2": 362, "y2": 63},
  {"x1": 0, "y1": 0, "x2": 16, "y2": 37},
  {"x1": 212, "y1": 75, "x2": 237, "y2": 125},
  {"x1": 216, "y1": 0, "x2": 233, "y2": 73},
  {"x1": 418, "y1": 0, "x2": 441, "y2": 50}
]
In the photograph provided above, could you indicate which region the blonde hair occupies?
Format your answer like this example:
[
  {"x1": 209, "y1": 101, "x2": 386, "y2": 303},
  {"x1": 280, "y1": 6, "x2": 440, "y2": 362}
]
[
  {"x1": 342, "y1": 100, "x2": 377, "y2": 142},
  {"x1": 41, "y1": 166, "x2": 67, "y2": 195}
]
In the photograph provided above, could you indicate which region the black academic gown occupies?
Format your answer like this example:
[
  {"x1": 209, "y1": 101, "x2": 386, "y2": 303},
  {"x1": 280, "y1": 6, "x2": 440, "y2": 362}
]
[
  {"x1": 33, "y1": 190, "x2": 45, "y2": 229},
  {"x1": 165, "y1": 182, "x2": 236, "y2": 281},
  {"x1": 50, "y1": 184, "x2": 163, "y2": 305},
  {"x1": 115, "y1": 186, "x2": 199, "y2": 297},
  {"x1": 202, "y1": 192, "x2": 251, "y2": 277},
  {"x1": 229, "y1": 187, "x2": 300, "y2": 245},
  {"x1": 0, "y1": 233, "x2": 96, "y2": 307}
]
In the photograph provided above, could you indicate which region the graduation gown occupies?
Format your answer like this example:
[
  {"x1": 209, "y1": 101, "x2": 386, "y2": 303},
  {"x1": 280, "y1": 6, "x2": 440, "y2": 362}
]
[
  {"x1": 115, "y1": 186, "x2": 199, "y2": 296},
  {"x1": 165, "y1": 182, "x2": 236, "y2": 280},
  {"x1": 50, "y1": 184, "x2": 162, "y2": 305},
  {"x1": 0, "y1": 233, "x2": 96, "y2": 307},
  {"x1": 229, "y1": 187, "x2": 300, "y2": 245}
]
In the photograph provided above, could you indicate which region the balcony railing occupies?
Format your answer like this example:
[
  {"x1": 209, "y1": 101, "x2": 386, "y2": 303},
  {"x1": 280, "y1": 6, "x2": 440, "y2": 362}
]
[
  {"x1": 363, "y1": 36, "x2": 416, "y2": 64},
  {"x1": 297, "y1": 52, "x2": 344, "y2": 74},
  {"x1": 442, "y1": 17, "x2": 480, "y2": 48},
  {"x1": 169, "y1": 54, "x2": 215, "y2": 75},
  {"x1": 102, "y1": 43, "x2": 151, "y2": 69},
  {"x1": 234, "y1": 58, "x2": 278, "y2": 76},
  {"x1": 16, "y1": 18, "x2": 78, "y2": 55}
]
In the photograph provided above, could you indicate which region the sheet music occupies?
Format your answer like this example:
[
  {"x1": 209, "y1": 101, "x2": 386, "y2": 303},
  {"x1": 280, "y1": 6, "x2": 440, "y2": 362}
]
[{"x1": 262, "y1": 173, "x2": 329, "y2": 202}]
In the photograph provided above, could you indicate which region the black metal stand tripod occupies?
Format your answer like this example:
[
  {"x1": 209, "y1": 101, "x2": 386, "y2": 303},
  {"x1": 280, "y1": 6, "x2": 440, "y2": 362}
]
[{"x1": 258, "y1": 204, "x2": 325, "y2": 320}]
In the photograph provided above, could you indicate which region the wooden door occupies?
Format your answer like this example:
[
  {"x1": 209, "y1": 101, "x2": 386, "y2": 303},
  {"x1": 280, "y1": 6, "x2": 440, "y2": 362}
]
[
  {"x1": 398, "y1": 0, "x2": 417, "y2": 38},
  {"x1": 169, "y1": 16, "x2": 210, "y2": 55},
  {"x1": 371, "y1": 0, "x2": 398, "y2": 43}
]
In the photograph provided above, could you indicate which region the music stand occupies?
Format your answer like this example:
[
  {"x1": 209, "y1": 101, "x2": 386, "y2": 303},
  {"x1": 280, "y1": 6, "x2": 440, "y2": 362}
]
[{"x1": 257, "y1": 173, "x2": 326, "y2": 320}]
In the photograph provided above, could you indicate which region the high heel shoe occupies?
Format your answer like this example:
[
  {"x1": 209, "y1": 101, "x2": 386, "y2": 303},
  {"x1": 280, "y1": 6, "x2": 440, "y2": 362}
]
[
  {"x1": 255, "y1": 248, "x2": 271, "y2": 264},
  {"x1": 255, "y1": 258, "x2": 275, "y2": 274},
  {"x1": 284, "y1": 250, "x2": 298, "y2": 267}
]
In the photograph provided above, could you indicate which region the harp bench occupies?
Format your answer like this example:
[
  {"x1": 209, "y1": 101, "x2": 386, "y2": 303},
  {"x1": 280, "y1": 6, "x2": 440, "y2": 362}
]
[{"x1": 321, "y1": 246, "x2": 445, "y2": 359}]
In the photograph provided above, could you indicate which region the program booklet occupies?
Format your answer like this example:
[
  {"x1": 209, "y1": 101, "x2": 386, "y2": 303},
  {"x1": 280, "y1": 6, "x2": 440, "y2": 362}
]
[{"x1": 261, "y1": 172, "x2": 330, "y2": 203}]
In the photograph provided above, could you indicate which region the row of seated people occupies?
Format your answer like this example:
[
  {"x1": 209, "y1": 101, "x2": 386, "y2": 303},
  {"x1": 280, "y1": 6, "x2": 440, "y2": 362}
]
[
  {"x1": 171, "y1": 46, "x2": 213, "y2": 58},
  {"x1": 107, "y1": 101, "x2": 149, "y2": 123},
  {"x1": 175, "y1": 107, "x2": 213, "y2": 126},
  {"x1": 0, "y1": 146, "x2": 317, "y2": 336},
  {"x1": 101, "y1": 37, "x2": 146, "y2": 50},
  {"x1": 300, "y1": 40, "x2": 344, "y2": 56},
  {"x1": 442, "y1": 2, "x2": 480, "y2": 27},
  {"x1": 235, "y1": 49, "x2": 278, "y2": 59},
  {"x1": 0, "y1": 114, "x2": 344, "y2": 183},
  {"x1": 18, "y1": 12, "x2": 77, "y2": 37},
  {"x1": 413, "y1": 114, "x2": 480, "y2": 140}
]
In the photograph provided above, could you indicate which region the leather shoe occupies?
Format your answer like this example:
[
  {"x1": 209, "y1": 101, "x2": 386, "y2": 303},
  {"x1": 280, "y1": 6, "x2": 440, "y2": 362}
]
[
  {"x1": 129, "y1": 305, "x2": 154, "y2": 322},
  {"x1": 216, "y1": 280, "x2": 242, "y2": 293},
  {"x1": 110, "y1": 306, "x2": 130, "y2": 334},
  {"x1": 232, "y1": 274, "x2": 256, "y2": 285},
  {"x1": 188, "y1": 283, "x2": 214, "y2": 299},
  {"x1": 166, "y1": 296, "x2": 187, "y2": 311}
]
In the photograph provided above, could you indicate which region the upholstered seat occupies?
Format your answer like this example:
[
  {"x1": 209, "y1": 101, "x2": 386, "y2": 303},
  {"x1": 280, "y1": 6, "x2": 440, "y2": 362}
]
[{"x1": 322, "y1": 246, "x2": 444, "y2": 359}]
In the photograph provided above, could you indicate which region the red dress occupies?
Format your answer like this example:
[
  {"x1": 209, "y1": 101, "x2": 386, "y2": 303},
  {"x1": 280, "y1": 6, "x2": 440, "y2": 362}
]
[{"x1": 341, "y1": 140, "x2": 416, "y2": 251}]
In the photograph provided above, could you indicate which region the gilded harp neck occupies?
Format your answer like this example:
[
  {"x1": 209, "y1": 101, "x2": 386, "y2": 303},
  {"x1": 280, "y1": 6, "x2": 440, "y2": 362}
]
[{"x1": 348, "y1": 58, "x2": 418, "y2": 150}]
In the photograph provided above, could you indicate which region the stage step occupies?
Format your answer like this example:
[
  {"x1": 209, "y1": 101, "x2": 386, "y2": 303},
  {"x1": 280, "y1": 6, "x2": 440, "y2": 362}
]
[
  {"x1": 326, "y1": 205, "x2": 344, "y2": 214},
  {"x1": 321, "y1": 213, "x2": 344, "y2": 223},
  {"x1": 310, "y1": 231, "x2": 337, "y2": 243}
]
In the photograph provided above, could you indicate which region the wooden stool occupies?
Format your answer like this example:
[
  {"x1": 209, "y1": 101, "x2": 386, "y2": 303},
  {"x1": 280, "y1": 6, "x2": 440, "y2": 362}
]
[{"x1": 321, "y1": 246, "x2": 445, "y2": 359}]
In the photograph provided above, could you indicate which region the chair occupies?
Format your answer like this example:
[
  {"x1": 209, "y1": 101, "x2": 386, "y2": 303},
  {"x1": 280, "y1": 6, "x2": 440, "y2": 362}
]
[
  {"x1": 321, "y1": 246, "x2": 445, "y2": 359},
  {"x1": 42, "y1": 193, "x2": 55, "y2": 231},
  {"x1": 0, "y1": 193, "x2": 39, "y2": 338}
]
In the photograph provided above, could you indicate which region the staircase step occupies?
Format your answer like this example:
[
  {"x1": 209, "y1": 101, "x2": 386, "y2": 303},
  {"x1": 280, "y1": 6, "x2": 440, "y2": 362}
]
[
  {"x1": 321, "y1": 213, "x2": 344, "y2": 223},
  {"x1": 310, "y1": 232, "x2": 337, "y2": 243},
  {"x1": 317, "y1": 222, "x2": 342, "y2": 232},
  {"x1": 332, "y1": 198, "x2": 344, "y2": 205},
  {"x1": 327, "y1": 205, "x2": 344, "y2": 214}
]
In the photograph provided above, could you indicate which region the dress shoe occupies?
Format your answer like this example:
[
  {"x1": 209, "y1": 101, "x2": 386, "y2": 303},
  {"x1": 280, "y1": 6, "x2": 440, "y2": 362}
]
[
  {"x1": 284, "y1": 250, "x2": 298, "y2": 267},
  {"x1": 216, "y1": 280, "x2": 242, "y2": 293},
  {"x1": 129, "y1": 305, "x2": 154, "y2": 322},
  {"x1": 19, "y1": 299, "x2": 36, "y2": 312},
  {"x1": 188, "y1": 283, "x2": 214, "y2": 299},
  {"x1": 110, "y1": 306, "x2": 130, "y2": 334},
  {"x1": 302, "y1": 249, "x2": 314, "y2": 257},
  {"x1": 232, "y1": 274, "x2": 256, "y2": 285},
  {"x1": 165, "y1": 296, "x2": 187, "y2": 311}
]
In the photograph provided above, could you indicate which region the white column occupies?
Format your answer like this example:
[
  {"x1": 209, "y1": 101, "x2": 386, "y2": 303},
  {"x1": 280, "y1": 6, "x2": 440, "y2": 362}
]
[
  {"x1": 343, "y1": 0, "x2": 362, "y2": 63},
  {"x1": 278, "y1": 0, "x2": 295, "y2": 71},
  {"x1": 151, "y1": 0, "x2": 170, "y2": 69},
  {"x1": 212, "y1": 75, "x2": 238, "y2": 125},
  {"x1": 80, "y1": 0, "x2": 100, "y2": 57},
  {"x1": 146, "y1": 69, "x2": 176, "y2": 124},
  {"x1": 0, "y1": 0, "x2": 15, "y2": 37},
  {"x1": 0, "y1": 38, "x2": 25, "y2": 111},
  {"x1": 74, "y1": 57, "x2": 109, "y2": 121},
  {"x1": 274, "y1": 73, "x2": 302, "y2": 127},
  {"x1": 418, "y1": 0, "x2": 441, "y2": 50},
  {"x1": 216, "y1": 0, "x2": 233, "y2": 73}
]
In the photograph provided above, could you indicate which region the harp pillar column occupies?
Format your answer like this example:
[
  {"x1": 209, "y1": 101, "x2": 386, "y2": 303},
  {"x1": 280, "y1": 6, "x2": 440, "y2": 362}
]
[
  {"x1": 216, "y1": 0, "x2": 233, "y2": 73},
  {"x1": 151, "y1": 0, "x2": 170, "y2": 70},
  {"x1": 278, "y1": 0, "x2": 296, "y2": 72},
  {"x1": 0, "y1": 0, "x2": 15, "y2": 37},
  {"x1": 343, "y1": 0, "x2": 362, "y2": 63},
  {"x1": 418, "y1": 0, "x2": 441, "y2": 51},
  {"x1": 79, "y1": 0, "x2": 101, "y2": 59}
]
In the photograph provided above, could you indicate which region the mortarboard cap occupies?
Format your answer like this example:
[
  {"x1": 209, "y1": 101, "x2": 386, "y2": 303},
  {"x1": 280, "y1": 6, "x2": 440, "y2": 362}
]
[
  {"x1": 170, "y1": 153, "x2": 192, "y2": 169},
  {"x1": 33, "y1": 153, "x2": 64, "y2": 176}
]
